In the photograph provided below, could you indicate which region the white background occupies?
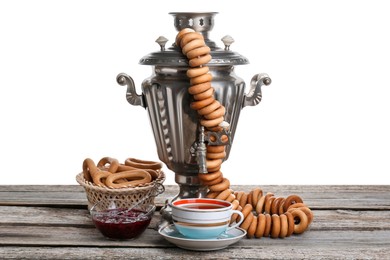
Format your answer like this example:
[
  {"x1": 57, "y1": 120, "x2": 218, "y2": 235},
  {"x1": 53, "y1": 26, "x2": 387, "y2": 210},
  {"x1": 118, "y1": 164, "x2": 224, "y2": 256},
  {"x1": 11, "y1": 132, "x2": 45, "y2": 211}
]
[{"x1": 1, "y1": 0, "x2": 389, "y2": 185}]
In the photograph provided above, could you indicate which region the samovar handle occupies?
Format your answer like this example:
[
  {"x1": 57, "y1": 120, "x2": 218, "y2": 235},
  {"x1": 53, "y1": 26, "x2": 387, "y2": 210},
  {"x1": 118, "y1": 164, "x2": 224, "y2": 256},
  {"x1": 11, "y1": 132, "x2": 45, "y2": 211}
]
[
  {"x1": 116, "y1": 73, "x2": 145, "y2": 108},
  {"x1": 242, "y1": 73, "x2": 272, "y2": 108}
]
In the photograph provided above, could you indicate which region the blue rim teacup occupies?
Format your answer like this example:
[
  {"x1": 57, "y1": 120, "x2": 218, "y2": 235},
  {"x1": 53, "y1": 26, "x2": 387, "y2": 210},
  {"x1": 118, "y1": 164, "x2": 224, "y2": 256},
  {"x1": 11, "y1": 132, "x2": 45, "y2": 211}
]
[{"x1": 170, "y1": 198, "x2": 244, "y2": 239}]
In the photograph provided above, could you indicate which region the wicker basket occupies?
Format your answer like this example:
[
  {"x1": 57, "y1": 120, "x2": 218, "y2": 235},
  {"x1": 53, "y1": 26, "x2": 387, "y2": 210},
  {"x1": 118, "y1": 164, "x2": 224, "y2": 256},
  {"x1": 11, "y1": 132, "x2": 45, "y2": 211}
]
[{"x1": 76, "y1": 171, "x2": 165, "y2": 210}]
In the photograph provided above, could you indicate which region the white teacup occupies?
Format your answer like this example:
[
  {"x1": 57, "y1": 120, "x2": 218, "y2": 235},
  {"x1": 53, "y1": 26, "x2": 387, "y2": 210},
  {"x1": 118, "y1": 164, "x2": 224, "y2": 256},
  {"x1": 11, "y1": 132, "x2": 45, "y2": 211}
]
[{"x1": 170, "y1": 198, "x2": 244, "y2": 239}]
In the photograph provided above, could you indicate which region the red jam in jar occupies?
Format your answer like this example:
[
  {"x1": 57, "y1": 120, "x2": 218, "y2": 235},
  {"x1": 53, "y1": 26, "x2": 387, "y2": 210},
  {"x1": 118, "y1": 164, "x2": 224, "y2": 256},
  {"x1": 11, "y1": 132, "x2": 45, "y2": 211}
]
[{"x1": 92, "y1": 208, "x2": 152, "y2": 239}]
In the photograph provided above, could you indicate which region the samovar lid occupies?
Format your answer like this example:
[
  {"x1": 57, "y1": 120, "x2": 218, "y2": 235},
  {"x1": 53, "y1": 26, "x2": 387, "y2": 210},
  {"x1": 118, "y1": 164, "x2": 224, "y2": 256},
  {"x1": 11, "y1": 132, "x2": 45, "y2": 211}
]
[{"x1": 139, "y1": 12, "x2": 249, "y2": 66}]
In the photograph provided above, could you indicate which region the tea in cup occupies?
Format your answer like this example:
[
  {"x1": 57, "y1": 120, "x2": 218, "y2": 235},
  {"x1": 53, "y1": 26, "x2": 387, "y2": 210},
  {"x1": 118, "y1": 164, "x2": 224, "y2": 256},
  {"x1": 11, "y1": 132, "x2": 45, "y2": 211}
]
[{"x1": 170, "y1": 198, "x2": 244, "y2": 239}]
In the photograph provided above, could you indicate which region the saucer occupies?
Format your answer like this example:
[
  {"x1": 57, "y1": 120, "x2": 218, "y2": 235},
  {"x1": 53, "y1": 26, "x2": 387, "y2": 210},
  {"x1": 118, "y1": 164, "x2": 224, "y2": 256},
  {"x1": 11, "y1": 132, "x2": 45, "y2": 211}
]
[{"x1": 158, "y1": 224, "x2": 246, "y2": 251}]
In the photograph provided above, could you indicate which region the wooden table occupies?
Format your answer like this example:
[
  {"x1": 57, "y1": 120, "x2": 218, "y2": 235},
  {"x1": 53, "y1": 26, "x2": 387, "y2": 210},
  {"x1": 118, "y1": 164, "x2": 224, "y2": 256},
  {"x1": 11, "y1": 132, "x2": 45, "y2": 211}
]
[{"x1": 1, "y1": 185, "x2": 389, "y2": 259}]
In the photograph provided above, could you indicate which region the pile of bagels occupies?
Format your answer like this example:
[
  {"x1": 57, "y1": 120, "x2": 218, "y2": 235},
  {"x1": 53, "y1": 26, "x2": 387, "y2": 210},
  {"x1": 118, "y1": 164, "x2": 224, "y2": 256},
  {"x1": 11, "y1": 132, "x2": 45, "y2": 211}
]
[
  {"x1": 176, "y1": 28, "x2": 314, "y2": 238},
  {"x1": 82, "y1": 157, "x2": 163, "y2": 189}
]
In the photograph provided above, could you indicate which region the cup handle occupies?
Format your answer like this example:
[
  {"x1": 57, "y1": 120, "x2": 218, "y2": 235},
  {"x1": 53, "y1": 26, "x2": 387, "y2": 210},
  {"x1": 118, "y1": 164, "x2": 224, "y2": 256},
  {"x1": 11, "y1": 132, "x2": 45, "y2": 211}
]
[{"x1": 227, "y1": 209, "x2": 245, "y2": 231}]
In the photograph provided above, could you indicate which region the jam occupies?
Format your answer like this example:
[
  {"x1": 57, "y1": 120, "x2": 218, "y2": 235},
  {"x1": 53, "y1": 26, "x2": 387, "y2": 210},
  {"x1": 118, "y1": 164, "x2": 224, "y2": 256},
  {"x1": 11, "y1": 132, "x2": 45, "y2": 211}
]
[{"x1": 92, "y1": 208, "x2": 152, "y2": 239}]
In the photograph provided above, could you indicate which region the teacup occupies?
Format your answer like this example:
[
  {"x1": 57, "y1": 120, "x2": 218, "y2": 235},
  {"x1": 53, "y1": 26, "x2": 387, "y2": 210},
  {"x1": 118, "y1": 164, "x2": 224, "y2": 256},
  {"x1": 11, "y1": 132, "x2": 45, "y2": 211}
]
[{"x1": 170, "y1": 198, "x2": 244, "y2": 239}]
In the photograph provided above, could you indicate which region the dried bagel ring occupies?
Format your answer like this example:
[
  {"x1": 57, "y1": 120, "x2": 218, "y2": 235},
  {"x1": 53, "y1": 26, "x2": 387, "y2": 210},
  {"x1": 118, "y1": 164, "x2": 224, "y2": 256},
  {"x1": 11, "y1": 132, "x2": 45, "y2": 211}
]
[
  {"x1": 278, "y1": 199, "x2": 286, "y2": 215},
  {"x1": 206, "y1": 159, "x2": 223, "y2": 170},
  {"x1": 247, "y1": 191, "x2": 253, "y2": 206},
  {"x1": 206, "y1": 151, "x2": 226, "y2": 160},
  {"x1": 105, "y1": 169, "x2": 152, "y2": 188},
  {"x1": 206, "y1": 166, "x2": 222, "y2": 173},
  {"x1": 239, "y1": 192, "x2": 248, "y2": 208},
  {"x1": 190, "y1": 96, "x2": 215, "y2": 110},
  {"x1": 190, "y1": 73, "x2": 213, "y2": 85},
  {"x1": 251, "y1": 188, "x2": 263, "y2": 208},
  {"x1": 189, "y1": 54, "x2": 212, "y2": 67},
  {"x1": 231, "y1": 199, "x2": 240, "y2": 211},
  {"x1": 240, "y1": 211, "x2": 254, "y2": 231},
  {"x1": 247, "y1": 215, "x2": 258, "y2": 238},
  {"x1": 201, "y1": 174, "x2": 223, "y2": 186},
  {"x1": 208, "y1": 177, "x2": 230, "y2": 192},
  {"x1": 197, "y1": 100, "x2": 221, "y2": 116},
  {"x1": 117, "y1": 164, "x2": 137, "y2": 172},
  {"x1": 263, "y1": 213, "x2": 272, "y2": 237},
  {"x1": 290, "y1": 209, "x2": 309, "y2": 234},
  {"x1": 235, "y1": 191, "x2": 245, "y2": 202},
  {"x1": 287, "y1": 202, "x2": 307, "y2": 211},
  {"x1": 182, "y1": 39, "x2": 206, "y2": 55},
  {"x1": 255, "y1": 213, "x2": 266, "y2": 238},
  {"x1": 285, "y1": 211, "x2": 295, "y2": 237},
  {"x1": 255, "y1": 195, "x2": 266, "y2": 214},
  {"x1": 97, "y1": 157, "x2": 120, "y2": 173},
  {"x1": 82, "y1": 158, "x2": 98, "y2": 182},
  {"x1": 203, "y1": 105, "x2": 225, "y2": 120},
  {"x1": 215, "y1": 189, "x2": 232, "y2": 200},
  {"x1": 198, "y1": 170, "x2": 222, "y2": 182},
  {"x1": 279, "y1": 214, "x2": 288, "y2": 238},
  {"x1": 240, "y1": 204, "x2": 253, "y2": 220},
  {"x1": 296, "y1": 206, "x2": 314, "y2": 225},
  {"x1": 193, "y1": 87, "x2": 214, "y2": 101},
  {"x1": 92, "y1": 170, "x2": 111, "y2": 187},
  {"x1": 207, "y1": 145, "x2": 225, "y2": 153},
  {"x1": 204, "y1": 108, "x2": 225, "y2": 121},
  {"x1": 271, "y1": 214, "x2": 281, "y2": 238},
  {"x1": 200, "y1": 116, "x2": 224, "y2": 128},
  {"x1": 264, "y1": 195, "x2": 275, "y2": 214},
  {"x1": 271, "y1": 197, "x2": 284, "y2": 215},
  {"x1": 225, "y1": 193, "x2": 236, "y2": 203},
  {"x1": 175, "y1": 28, "x2": 195, "y2": 46},
  {"x1": 283, "y1": 194, "x2": 304, "y2": 212},
  {"x1": 187, "y1": 46, "x2": 211, "y2": 60},
  {"x1": 143, "y1": 169, "x2": 159, "y2": 180},
  {"x1": 188, "y1": 82, "x2": 212, "y2": 95},
  {"x1": 180, "y1": 32, "x2": 204, "y2": 48},
  {"x1": 124, "y1": 158, "x2": 162, "y2": 170},
  {"x1": 187, "y1": 66, "x2": 210, "y2": 78},
  {"x1": 206, "y1": 191, "x2": 219, "y2": 199}
]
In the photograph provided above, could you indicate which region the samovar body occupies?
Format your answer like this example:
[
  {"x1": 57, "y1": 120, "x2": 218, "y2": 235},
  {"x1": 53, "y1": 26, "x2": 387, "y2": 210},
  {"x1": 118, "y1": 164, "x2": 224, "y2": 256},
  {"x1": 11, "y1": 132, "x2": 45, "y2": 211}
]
[{"x1": 117, "y1": 12, "x2": 271, "y2": 207}]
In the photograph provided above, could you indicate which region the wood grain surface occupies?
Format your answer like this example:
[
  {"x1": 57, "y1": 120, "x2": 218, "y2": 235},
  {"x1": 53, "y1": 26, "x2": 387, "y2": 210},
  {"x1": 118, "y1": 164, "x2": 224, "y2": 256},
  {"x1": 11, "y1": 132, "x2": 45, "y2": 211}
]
[{"x1": 0, "y1": 185, "x2": 389, "y2": 259}]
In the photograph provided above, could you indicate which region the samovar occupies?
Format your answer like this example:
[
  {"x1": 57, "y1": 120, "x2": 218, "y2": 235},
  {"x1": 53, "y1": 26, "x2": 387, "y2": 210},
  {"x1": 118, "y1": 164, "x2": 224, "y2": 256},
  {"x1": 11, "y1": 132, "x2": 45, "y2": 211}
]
[{"x1": 116, "y1": 12, "x2": 271, "y2": 221}]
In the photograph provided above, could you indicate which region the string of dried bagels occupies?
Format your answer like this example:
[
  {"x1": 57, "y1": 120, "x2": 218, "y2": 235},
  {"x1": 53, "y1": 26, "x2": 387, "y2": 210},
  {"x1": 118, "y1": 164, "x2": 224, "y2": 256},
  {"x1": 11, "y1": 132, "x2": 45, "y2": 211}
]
[{"x1": 176, "y1": 28, "x2": 313, "y2": 238}]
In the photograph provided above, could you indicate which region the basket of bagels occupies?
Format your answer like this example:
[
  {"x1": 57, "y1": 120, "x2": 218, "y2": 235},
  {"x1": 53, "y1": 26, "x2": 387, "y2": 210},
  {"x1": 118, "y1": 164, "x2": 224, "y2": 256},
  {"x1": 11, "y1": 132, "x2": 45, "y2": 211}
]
[{"x1": 76, "y1": 156, "x2": 165, "y2": 210}]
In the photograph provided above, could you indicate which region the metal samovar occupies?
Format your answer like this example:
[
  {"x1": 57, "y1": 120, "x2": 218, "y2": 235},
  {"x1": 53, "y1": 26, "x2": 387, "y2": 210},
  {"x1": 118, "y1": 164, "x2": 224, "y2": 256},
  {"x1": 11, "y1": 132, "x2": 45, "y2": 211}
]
[{"x1": 116, "y1": 12, "x2": 271, "y2": 221}]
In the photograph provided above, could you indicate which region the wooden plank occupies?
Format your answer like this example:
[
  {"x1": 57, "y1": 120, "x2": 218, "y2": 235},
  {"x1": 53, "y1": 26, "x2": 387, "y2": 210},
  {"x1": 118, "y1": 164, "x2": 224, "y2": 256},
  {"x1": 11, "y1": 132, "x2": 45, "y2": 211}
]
[
  {"x1": 0, "y1": 228, "x2": 389, "y2": 259},
  {"x1": 1, "y1": 185, "x2": 390, "y2": 209},
  {"x1": 1, "y1": 225, "x2": 389, "y2": 247},
  {"x1": 1, "y1": 206, "x2": 390, "y2": 231},
  {"x1": 0, "y1": 185, "x2": 171, "y2": 208},
  {"x1": 2, "y1": 184, "x2": 390, "y2": 194},
  {"x1": 0, "y1": 185, "x2": 84, "y2": 192},
  {"x1": 1, "y1": 246, "x2": 390, "y2": 260}
]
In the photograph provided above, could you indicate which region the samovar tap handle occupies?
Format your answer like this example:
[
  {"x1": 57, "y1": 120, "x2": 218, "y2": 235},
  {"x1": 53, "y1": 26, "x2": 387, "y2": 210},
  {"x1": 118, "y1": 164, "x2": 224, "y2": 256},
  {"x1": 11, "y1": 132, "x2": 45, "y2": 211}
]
[
  {"x1": 242, "y1": 73, "x2": 272, "y2": 108},
  {"x1": 116, "y1": 73, "x2": 146, "y2": 108}
]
